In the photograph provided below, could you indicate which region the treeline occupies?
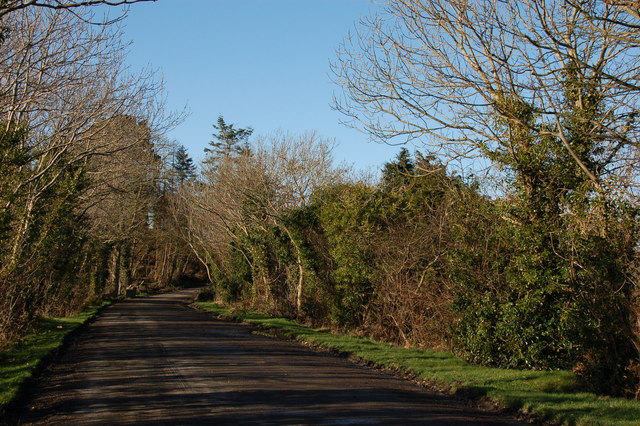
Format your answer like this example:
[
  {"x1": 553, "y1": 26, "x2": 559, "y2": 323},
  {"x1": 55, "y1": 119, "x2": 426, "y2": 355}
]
[
  {"x1": 181, "y1": 119, "x2": 638, "y2": 397},
  {"x1": 0, "y1": 6, "x2": 199, "y2": 345}
]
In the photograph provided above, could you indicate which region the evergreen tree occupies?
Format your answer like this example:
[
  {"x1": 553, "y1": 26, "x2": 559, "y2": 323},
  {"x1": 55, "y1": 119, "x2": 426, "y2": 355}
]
[
  {"x1": 203, "y1": 115, "x2": 253, "y2": 163},
  {"x1": 173, "y1": 144, "x2": 196, "y2": 183},
  {"x1": 381, "y1": 148, "x2": 415, "y2": 191}
]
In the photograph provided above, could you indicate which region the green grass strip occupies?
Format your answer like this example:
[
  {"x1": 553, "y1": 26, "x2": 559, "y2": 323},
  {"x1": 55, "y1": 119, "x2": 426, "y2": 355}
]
[
  {"x1": 196, "y1": 302, "x2": 640, "y2": 426},
  {"x1": 0, "y1": 300, "x2": 110, "y2": 419}
]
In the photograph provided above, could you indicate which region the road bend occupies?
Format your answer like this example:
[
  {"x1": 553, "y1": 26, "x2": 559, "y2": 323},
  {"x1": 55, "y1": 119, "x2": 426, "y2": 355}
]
[{"x1": 15, "y1": 289, "x2": 523, "y2": 425}]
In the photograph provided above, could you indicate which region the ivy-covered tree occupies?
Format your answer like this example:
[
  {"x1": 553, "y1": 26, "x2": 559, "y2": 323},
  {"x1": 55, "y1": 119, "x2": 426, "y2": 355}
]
[{"x1": 334, "y1": 0, "x2": 640, "y2": 395}]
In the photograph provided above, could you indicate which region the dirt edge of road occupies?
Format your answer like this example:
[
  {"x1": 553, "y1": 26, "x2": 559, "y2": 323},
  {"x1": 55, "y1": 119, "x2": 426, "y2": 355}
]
[{"x1": 193, "y1": 306, "x2": 553, "y2": 426}]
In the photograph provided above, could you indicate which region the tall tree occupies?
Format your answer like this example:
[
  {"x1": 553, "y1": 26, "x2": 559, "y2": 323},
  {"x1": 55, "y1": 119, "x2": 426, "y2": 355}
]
[
  {"x1": 0, "y1": 5, "x2": 173, "y2": 344},
  {"x1": 82, "y1": 115, "x2": 158, "y2": 296},
  {"x1": 203, "y1": 115, "x2": 253, "y2": 164},
  {"x1": 173, "y1": 144, "x2": 196, "y2": 184},
  {"x1": 333, "y1": 0, "x2": 640, "y2": 197},
  {"x1": 333, "y1": 0, "x2": 640, "y2": 395}
]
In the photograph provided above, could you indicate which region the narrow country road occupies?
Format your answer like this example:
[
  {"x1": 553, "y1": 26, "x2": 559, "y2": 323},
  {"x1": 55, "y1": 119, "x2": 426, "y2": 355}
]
[{"x1": 15, "y1": 289, "x2": 524, "y2": 425}]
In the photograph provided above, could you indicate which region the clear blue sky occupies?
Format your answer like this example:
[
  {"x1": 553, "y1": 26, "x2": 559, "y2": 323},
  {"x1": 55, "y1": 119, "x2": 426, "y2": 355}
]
[{"x1": 118, "y1": 0, "x2": 405, "y2": 171}]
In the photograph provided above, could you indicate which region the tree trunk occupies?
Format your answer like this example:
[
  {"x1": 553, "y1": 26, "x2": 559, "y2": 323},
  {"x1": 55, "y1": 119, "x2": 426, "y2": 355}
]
[{"x1": 110, "y1": 245, "x2": 121, "y2": 297}]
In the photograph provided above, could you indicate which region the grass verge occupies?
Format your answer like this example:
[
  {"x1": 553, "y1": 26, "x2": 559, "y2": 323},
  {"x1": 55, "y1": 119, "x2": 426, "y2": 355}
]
[
  {"x1": 196, "y1": 302, "x2": 640, "y2": 426},
  {"x1": 0, "y1": 300, "x2": 110, "y2": 421}
]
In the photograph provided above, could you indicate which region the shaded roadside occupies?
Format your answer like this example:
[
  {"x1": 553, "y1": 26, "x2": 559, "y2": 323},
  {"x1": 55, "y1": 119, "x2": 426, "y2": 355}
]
[{"x1": 1, "y1": 300, "x2": 110, "y2": 423}]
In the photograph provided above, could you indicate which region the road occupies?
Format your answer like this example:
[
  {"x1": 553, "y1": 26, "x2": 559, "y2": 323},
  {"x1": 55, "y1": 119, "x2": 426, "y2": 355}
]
[{"x1": 15, "y1": 289, "x2": 524, "y2": 425}]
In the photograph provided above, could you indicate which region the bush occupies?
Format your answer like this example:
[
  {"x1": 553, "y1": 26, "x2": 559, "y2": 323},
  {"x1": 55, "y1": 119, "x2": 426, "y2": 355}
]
[{"x1": 195, "y1": 288, "x2": 215, "y2": 302}]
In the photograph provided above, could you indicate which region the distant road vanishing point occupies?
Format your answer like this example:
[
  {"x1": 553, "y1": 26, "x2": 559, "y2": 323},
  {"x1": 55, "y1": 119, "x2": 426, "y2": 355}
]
[{"x1": 16, "y1": 289, "x2": 524, "y2": 425}]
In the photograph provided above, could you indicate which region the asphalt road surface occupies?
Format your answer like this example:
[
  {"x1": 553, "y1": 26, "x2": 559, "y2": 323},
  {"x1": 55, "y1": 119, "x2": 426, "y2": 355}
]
[{"x1": 15, "y1": 289, "x2": 524, "y2": 425}]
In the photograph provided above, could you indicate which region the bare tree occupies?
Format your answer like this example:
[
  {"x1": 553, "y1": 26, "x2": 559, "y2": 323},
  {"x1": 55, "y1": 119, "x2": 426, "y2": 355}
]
[
  {"x1": 0, "y1": 6, "x2": 171, "y2": 274},
  {"x1": 0, "y1": 5, "x2": 172, "y2": 341},
  {"x1": 333, "y1": 0, "x2": 640, "y2": 196},
  {"x1": 79, "y1": 116, "x2": 159, "y2": 295},
  {"x1": 182, "y1": 132, "x2": 345, "y2": 313},
  {"x1": 252, "y1": 132, "x2": 345, "y2": 312}
]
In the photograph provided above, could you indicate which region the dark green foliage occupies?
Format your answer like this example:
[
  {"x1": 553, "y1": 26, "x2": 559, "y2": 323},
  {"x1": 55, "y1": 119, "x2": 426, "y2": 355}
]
[
  {"x1": 281, "y1": 206, "x2": 334, "y2": 321},
  {"x1": 0, "y1": 123, "x2": 97, "y2": 339},
  {"x1": 380, "y1": 147, "x2": 414, "y2": 191},
  {"x1": 211, "y1": 149, "x2": 462, "y2": 341},
  {"x1": 216, "y1": 241, "x2": 253, "y2": 303},
  {"x1": 173, "y1": 144, "x2": 196, "y2": 183},
  {"x1": 89, "y1": 244, "x2": 109, "y2": 296},
  {"x1": 0, "y1": 124, "x2": 30, "y2": 259},
  {"x1": 316, "y1": 183, "x2": 379, "y2": 327},
  {"x1": 196, "y1": 287, "x2": 215, "y2": 302},
  {"x1": 448, "y1": 88, "x2": 638, "y2": 396},
  {"x1": 0, "y1": 117, "x2": 204, "y2": 347},
  {"x1": 450, "y1": 199, "x2": 638, "y2": 395},
  {"x1": 203, "y1": 115, "x2": 253, "y2": 163}
]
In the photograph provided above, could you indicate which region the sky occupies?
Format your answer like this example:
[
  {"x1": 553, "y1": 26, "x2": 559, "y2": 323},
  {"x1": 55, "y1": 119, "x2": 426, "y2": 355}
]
[{"x1": 116, "y1": 0, "x2": 405, "y2": 172}]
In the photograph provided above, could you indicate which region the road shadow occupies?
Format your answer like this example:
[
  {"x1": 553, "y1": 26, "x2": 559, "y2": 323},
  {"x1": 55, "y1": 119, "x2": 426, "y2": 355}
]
[{"x1": 14, "y1": 290, "x2": 523, "y2": 425}]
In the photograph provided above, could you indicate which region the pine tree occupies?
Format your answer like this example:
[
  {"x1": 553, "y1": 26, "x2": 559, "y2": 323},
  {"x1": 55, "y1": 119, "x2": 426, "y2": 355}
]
[
  {"x1": 173, "y1": 144, "x2": 196, "y2": 183},
  {"x1": 203, "y1": 115, "x2": 253, "y2": 163}
]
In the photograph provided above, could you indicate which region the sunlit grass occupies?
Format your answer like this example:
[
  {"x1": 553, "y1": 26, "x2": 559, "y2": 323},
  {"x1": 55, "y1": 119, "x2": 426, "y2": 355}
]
[
  {"x1": 0, "y1": 301, "x2": 109, "y2": 418},
  {"x1": 196, "y1": 301, "x2": 640, "y2": 426}
]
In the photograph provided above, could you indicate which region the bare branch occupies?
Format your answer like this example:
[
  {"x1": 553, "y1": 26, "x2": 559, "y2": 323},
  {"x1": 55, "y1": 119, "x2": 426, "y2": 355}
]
[{"x1": 0, "y1": 0, "x2": 155, "y2": 19}]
